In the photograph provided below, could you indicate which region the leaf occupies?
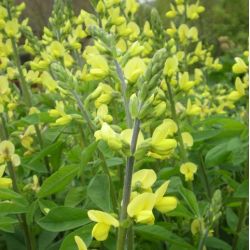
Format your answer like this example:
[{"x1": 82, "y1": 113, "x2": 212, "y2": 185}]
[
  {"x1": 206, "y1": 237, "x2": 231, "y2": 250},
  {"x1": 59, "y1": 223, "x2": 93, "y2": 250},
  {"x1": 226, "y1": 207, "x2": 238, "y2": 232},
  {"x1": 178, "y1": 186, "x2": 200, "y2": 217},
  {"x1": 0, "y1": 202, "x2": 27, "y2": 216},
  {"x1": 0, "y1": 188, "x2": 25, "y2": 201},
  {"x1": 78, "y1": 141, "x2": 98, "y2": 175},
  {"x1": 135, "y1": 225, "x2": 195, "y2": 249},
  {"x1": 166, "y1": 203, "x2": 193, "y2": 218},
  {"x1": 0, "y1": 216, "x2": 19, "y2": 233},
  {"x1": 87, "y1": 174, "x2": 111, "y2": 212},
  {"x1": 37, "y1": 165, "x2": 79, "y2": 198},
  {"x1": 234, "y1": 180, "x2": 249, "y2": 198},
  {"x1": 64, "y1": 187, "x2": 86, "y2": 207},
  {"x1": 37, "y1": 206, "x2": 90, "y2": 232}
]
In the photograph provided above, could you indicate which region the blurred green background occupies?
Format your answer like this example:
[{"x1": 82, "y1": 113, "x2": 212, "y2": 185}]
[{"x1": 16, "y1": 0, "x2": 248, "y2": 53}]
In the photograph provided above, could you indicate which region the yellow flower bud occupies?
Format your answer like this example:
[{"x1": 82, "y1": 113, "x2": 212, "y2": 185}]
[
  {"x1": 74, "y1": 236, "x2": 87, "y2": 250},
  {"x1": 180, "y1": 162, "x2": 198, "y2": 181}
]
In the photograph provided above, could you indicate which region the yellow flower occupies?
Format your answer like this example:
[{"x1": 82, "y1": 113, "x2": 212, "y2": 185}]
[
  {"x1": 191, "y1": 218, "x2": 204, "y2": 235},
  {"x1": 5, "y1": 19, "x2": 19, "y2": 37},
  {"x1": 125, "y1": 0, "x2": 139, "y2": 14},
  {"x1": 228, "y1": 77, "x2": 246, "y2": 101},
  {"x1": 96, "y1": 104, "x2": 113, "y2": 123},
  {"x1": 179, "y1": 72, "x2": 195, "y2": 92},
  {"x1": 0, "y1": 165, "x2": 12, "y2": 188},
  {"x1": 49, "y1": 101, "x2": 66, "y2": 117},
  {"x1": 0, "y1": 76, "x2": 10, "y2": 95},
  {"x1": 186, "y1": 99, "x2": 201, "y2": 116},
  {"x1": 74, "y1": 236, "x2": 87, "y2": 250},
  {"x1": 180, "y1": 162, "x2": 198, "y2": 182},
  {"x1": 154, "y1": 181, "x2": 178, "y2": 213},
  {"x1": 232, "y1": 57, "x2": 248, "y2": 74},
  {"x1": 40, "y1": 72, "x2": 58, "y2": 92},
  {"x1": 120, "y1": 129, "x2": 144, "y2": 148},
  {"x1": 54, "y1": 115, "x2": 72, "y2": 126},
  {"x1": 132, "y1": 169, "x2": 157, "y2": 191},
  {"x1": 87, "y1": 54, "x2": 109, "y2": 79},
  {"x1": 143, "y1": 21, "x2": 153, "y2": 38},
  {"x1": 181, "y1": 132, "x2": 193, "y2": 148},
  {"x1": 124, "y1": 57, "x2": 146, "y2": 83},
  {"x1": 94, "y1": 123, "x2": 122, "y2": 150},
  {"x1": 48, "y1": 41, "x2": 65, "y2": 58},
  {"x1": 0, "y1": 140, "x2": 20, "y2": 167},
  {"x1": 163, "y1": 56, "x2": 178, "y2": 77},
  {"x1": 148, "y1": 119, "x2": 178, "y2": 160},
  {"x1": 127, "y1": 192, "x2": 156, "y2": 224},
  {"x1": 87, "y1": 210, "x2": 119, "y2": 241}
]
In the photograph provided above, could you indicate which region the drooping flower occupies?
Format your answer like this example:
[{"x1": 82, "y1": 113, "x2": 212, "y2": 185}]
[
  {"x1": 0, "y1": 140, "x2": 20, "y2": 167},
  {"x1": 124, "y1": 57, "x2": 146, "y2": 83},
  {"x1": 87, "y1": 210, "x2": 119, "y2": 241},
  {"x1": 181, "y1": 132, "x2": 194, "y2": 148},
  {"x1": 232, "y1": 57, "x2": 248, "y2": 74},
  {"x1": 180, "y1": 162, "x2": 198, "y2": 181}
]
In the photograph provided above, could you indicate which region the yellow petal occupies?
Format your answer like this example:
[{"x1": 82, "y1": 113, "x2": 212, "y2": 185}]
[
  {"x1": 155, "y1": 196, "x2": 178, "y2": 213},
  {"x1": 132, "y1": 169, "x2": 157, "y2": 190},
  {"x1": 181, "y1": 132, "x2": 193, "y2": 147},
  {"x1": 0, "y1": 177, "x2": 12, "y2": 188},
  {"x1": 127, "y1": 192, "x2": 156, "y2": 218},
  {"x1": 11, "y1": 154, "x2": 21, "y2": 167},
  {"x1": 124, "y1": 57, "x2": 146, "y2": 83},
  {"x1": 120, "y1": 129, "x2": 144, "y2": 147},
  {"x1": 135, "y1": 210, "x2": 155, "y2": 224},
  {"x1": 155, "y1": 181, "x2": 170, "y2": 202},
  {"x1": 74, "y1": 236, "x2": 87, "y2": 250},
  {"x1": 92, "y1": 222, "x2": 110, "y2": 241},
  {"x1": 0, "y1": 140, "x2": 15, "y2": 156},
  {"x1": 87, "y1": 210, "x2": 119, "y2": 227}
]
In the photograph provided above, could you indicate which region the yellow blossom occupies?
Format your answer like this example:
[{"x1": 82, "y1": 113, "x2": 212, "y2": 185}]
[
  {"x1": 127, "y1": 192, "x2": 156, "y2": 224},
  {"x1": 0, "y1": 165, "x2": 12, "y2": 188},
  {"x1": 87, "y1": 210, "x2": 119, "y2": 241},
  {"x1": 232, "y1": 57, "x2": 248, "y2": 74},
  {"x1": 0, "y1": 76, "x2": 10, "y2": 95},
  {"x1": 0, "y1": 140, "x2": 20, "y2": 167},
  {"x1": 181, "y1": 132, "x2": 193, "y2": 148},
  {"x1": 5, "y1": 19, "x2": 19, "y2": 37},
  {"x1": 132, "y1": 169, "x2": 157, "y2": 191},
  {"x1": 48, "y1": 41, "x2": 65, "y2": 58},
  {"x1": 164, "y1": 56, "x2": 178, "y2": 77},
  {"x1": 180, "y1": 162, "x2": 198, "y2": 181},
  {"x1": 124, "y1": 57, "x2": 146, "y2": 83},
  {"x1": 125, "y1": 0, "x2": 139, "y2": 15},
  {"x1": 179, "y1": 72, "x2": 195, "y2": 91}
]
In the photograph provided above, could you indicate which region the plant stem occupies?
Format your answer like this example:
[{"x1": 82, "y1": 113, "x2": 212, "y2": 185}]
[
  {"x1": 199, "y1": 154, "x2": 212, "y2": 199},
  {"x1": 0, "y1": 113, "x2": 34, "y2": 250},
  {"x1": 71, "y1": 90, "x2": 117, "y2": 211},
  {"x1": 197, "y1": 227, "x2": 209, "y2": 250},
  {"x1": 126, "y1": 227, "x2": 134, "y2": 250},
  {"x1": 114, "y1": 60, "x2": 132, "y2": 128},
  {"x1": 165, "y1": 79, "x2": 187, "y2": 162},
  {"x1": 116, "y1": 119, "x2": 140, "y2": 250}
]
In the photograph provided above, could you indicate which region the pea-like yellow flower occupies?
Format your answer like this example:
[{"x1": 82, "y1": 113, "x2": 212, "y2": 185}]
[
  {"x1": 40, "y1": 72, "x2": 58, "y2": 92},
  {"x1": 96, "y1": 104, "x2": 113, "y2": 124},
  {"x1": 154, "y1": 181, "x2": 178, "y2": 213},
  {"x1": 186, "y1": 99, "x2": 201, "y2": 116},
  {"x1": 127, "y1": 192, "x2": 156, "y2": 224},
  {"x1": 143, "y1": 21, "x2": 153, "y2": 38},
  {"x1": 0, "y1": 76, "x2": 10, "y2": 95},
  {"x1": 0, "y1": 140, "x2": 20, "y2": 167},
  {"x1": 5, "y1": 19, "x2": 19, "y2": 37},
  {"x1": 125, "y1": 0, "x2": 139, "y2": 15},
  {"x1": 186, "y1": 3, "x2": 205, "y2": 20},
  {"x1": 74, "y1": 236, "x2": 87, "y2": 250},
  {"x1": 181, "y1": 132, "x2": 193, "y2": 148},
  {"x1": 180, "y1": 162, "x2": 198, "y2": 182},
  {"x1": 163, "y1": 56, "x2": 178, "y2": 77},
  {"x1": 48, "y1": 41, "x2": 65, "y2": 58},
  {"x1": 0, "y1": 165, "x2": 12, "y2": 188},
  {"x1": 148, "y1": 119, "x2": 178, "y2": 160},
  {"x1": 228, "y1": 77, "x2": 246, "y2": 101},
  {"x1": 87, "y1": 210, "x2": 119, "y2": 241},
  {"x1": 54, "y1": 115, "x2": 73, "y2": 126},
  {"x1": 94, "y1": 123, "x2": 122, "y2": 150},
  {"x1": 132, "y1": 169, "x2": 157, "y2": 192},
  {"x1": 232, "y1": 57, "x2": 248, "y2": 74},
  {"x1": 124, "y1": 57, "x2": 146, "y2": 83},
  {"x1": 179, "y1": 72, "x2": 195, "y2": 92}
]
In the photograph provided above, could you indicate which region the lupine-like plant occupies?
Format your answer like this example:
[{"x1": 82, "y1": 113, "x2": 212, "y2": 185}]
[{"x1": 0, "y1": 0, "x2": 248, "y2": 250}]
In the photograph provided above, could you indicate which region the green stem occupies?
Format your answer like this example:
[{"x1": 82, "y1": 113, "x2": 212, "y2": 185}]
[
  {"x1": 116, "y1": 119, "x2": 140, "y2": 250},
  {"x1": 126, "y1": 227, "x2": 134, "y2": 250},
  {"x1": 0, "y1": 113, "x2": 34, "y2": 250},
  {"x1": 71, "y1": 90, "x2": 117, "y2": 211},
  {"x1": 114, "y1": 60, "x2": 132, "y2": 128},
  {"x1": 197, "y1": 227, "x2": 210, "y2": 250},
  {"x1": 165, "y1": 79, "x2": 187, "y2": 162},
  {"x1": 232, "y1": 199, "x2": 248, "y2": 249}
]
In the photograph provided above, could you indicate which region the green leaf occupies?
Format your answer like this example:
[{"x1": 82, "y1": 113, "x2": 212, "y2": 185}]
[
  {"x1": 87, "y1": 174, "x2": 111, "y2": 212},
  {"x1": 78, "y1": 141, "x2": 98, "y2": 175},
  {"x1": 37, "y1": 206, "x2": 90, "y2": 232},
  {"x1": 178, "y1": 186, "x2": 200, "y2": 217},
  {"x1": 226, "y1": 207, "x2": 238, "y2": 232},
  {"x1": 234, "y1": 180, "x2": 249, "y2": 198},
  {"x1": 64, "y1": 187, "x2": 86, "y2": 207},
  {"x1": 0, "y1": 216, "x2": 19, "y2": 233},
  {"x1": 135, "y1": 225, "x2": 195, "y2": 249},
  {"x1": 59, "y1": 223, "x2": 93, "y2": 250},
  {"x1": 206, "y1": 237, "x2": 231, "y2": 250},
  {"x1": 166, "y1": 203, "x2": 193, "y2": 218},
  {"x1": 0, "y1": 187, "x2": 24, "y2": 201},
  {"x1": 37, "y1": 165, "x2": 79, "y2": 198},
  {"x1": 0, "y1": 202, "x2": 27, "y2": 216}
]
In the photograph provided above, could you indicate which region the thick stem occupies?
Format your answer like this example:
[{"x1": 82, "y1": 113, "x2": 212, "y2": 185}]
[
  {"x1": 116, "y1": 119, "x2": 140, "y2": 250},
  {"x1": 197, "y1": 227, "x2": 210, "y2": 250},
  {"x1": 71, "y1": 90, "x2": 117, "y2": 211},
  {"x1": 165, "y1": 79, "x2": 187, "y2": 162},
  {"x1": 114, "y1": 60, "x2": 133, "y2": 128}
]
